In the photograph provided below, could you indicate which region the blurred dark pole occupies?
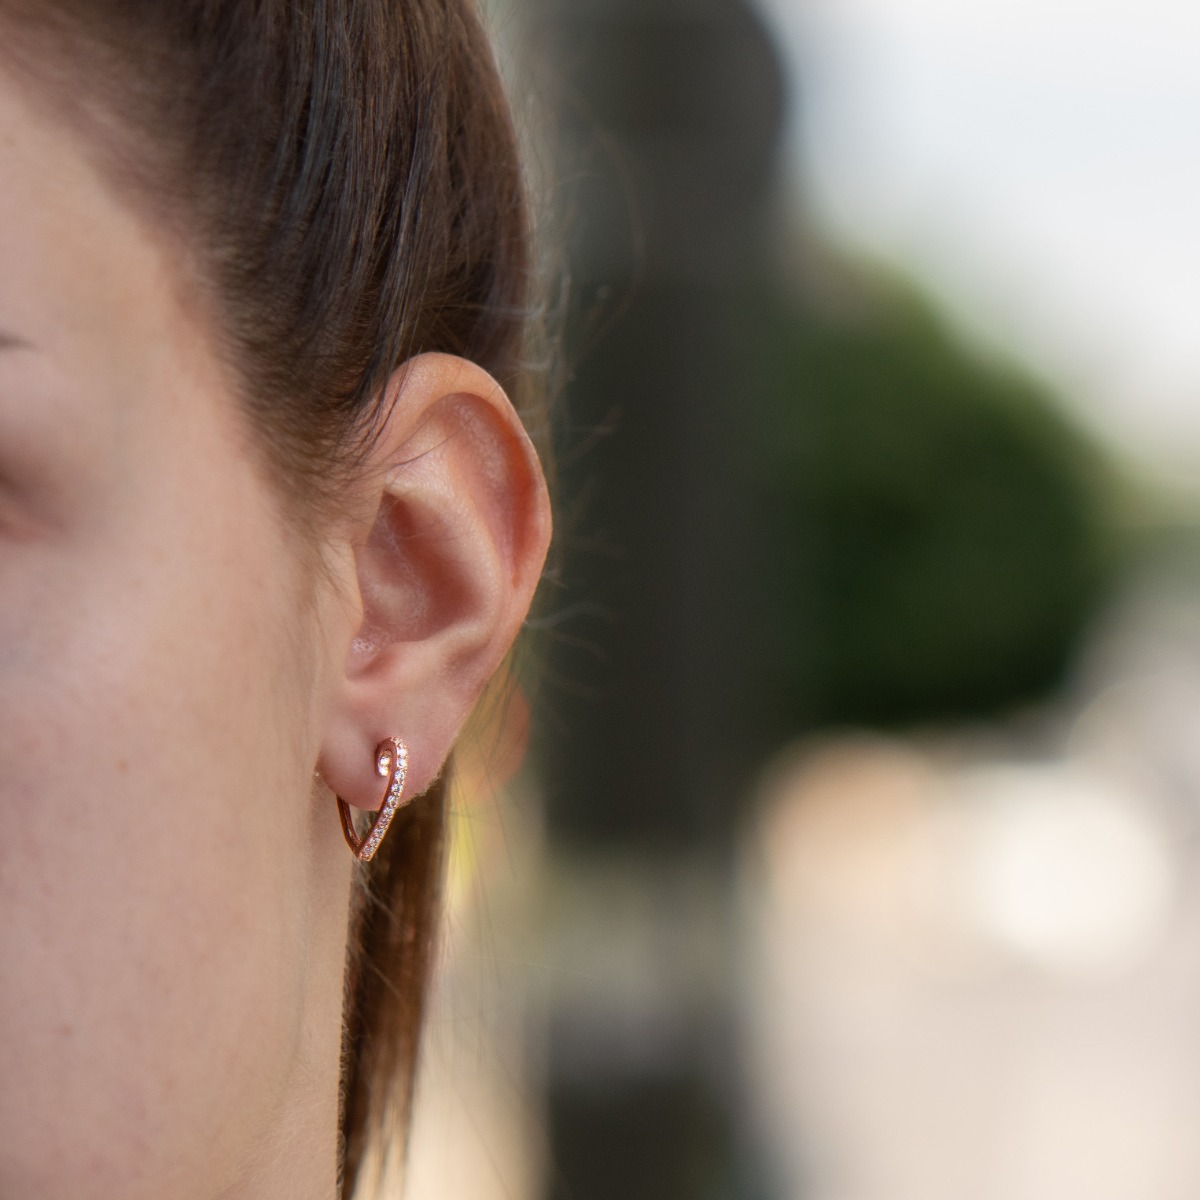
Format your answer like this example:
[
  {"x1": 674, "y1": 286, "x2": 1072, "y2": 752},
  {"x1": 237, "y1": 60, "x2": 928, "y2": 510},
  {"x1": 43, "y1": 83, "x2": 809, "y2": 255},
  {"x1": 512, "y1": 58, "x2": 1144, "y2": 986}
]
[
  {"x1": 533, "y1": 0, "x2": 785, "y2": 851},
  {"x1": 524, "y1": 1, "x2": 787, "y2": 1197}
]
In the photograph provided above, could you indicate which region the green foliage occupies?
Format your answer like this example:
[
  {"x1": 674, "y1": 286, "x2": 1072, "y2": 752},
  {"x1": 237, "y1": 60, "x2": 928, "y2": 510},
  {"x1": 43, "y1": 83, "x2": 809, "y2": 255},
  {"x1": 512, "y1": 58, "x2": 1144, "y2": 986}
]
[{"x1": 757, "y1": 282, "x2": 1119, "y2": 729}]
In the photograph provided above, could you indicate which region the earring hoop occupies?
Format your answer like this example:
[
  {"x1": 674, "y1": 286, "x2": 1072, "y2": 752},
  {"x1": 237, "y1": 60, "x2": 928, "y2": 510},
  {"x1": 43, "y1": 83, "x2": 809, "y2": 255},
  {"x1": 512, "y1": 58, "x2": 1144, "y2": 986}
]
[{"x1": 337, "y1": 737, "x2": 410, "y2": 862}]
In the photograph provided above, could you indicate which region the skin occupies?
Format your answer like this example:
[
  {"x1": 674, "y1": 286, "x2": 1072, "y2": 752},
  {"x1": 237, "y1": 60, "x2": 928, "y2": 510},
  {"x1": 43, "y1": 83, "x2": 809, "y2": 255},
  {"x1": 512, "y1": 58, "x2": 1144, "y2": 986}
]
[{"x1": 0, "y1": 63, "x2": 551, "y2": 1200}]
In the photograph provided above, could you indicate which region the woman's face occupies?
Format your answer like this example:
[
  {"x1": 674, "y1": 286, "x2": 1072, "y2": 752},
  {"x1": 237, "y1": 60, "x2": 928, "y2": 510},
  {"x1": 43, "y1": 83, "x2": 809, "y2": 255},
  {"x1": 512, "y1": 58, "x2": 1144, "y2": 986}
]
[{"x1": 0, "y1": 64, "x2": 351, "y2": 1198}]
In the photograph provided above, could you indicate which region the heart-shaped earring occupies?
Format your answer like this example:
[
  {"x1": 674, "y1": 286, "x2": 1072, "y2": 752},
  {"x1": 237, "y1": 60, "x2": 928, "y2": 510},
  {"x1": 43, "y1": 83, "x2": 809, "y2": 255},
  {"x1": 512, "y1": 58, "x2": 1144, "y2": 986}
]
[{"x1": 336, "y1": 737, "x2": 410, "y2": 862}]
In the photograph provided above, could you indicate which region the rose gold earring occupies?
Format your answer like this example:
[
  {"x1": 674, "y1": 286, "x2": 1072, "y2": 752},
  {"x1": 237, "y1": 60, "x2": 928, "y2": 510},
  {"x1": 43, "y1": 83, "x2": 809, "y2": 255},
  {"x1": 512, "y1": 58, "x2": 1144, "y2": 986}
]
[{"x1": 337, "y1": 736, "x2": 410, "y2": 862}]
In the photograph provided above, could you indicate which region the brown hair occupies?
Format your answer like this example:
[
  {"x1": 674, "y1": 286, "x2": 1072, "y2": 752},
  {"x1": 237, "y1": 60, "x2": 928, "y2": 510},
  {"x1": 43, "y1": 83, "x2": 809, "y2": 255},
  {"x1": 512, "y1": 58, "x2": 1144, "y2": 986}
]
[{"x1": 0, "y1": 1, "x2": 544, "y2": 1194}]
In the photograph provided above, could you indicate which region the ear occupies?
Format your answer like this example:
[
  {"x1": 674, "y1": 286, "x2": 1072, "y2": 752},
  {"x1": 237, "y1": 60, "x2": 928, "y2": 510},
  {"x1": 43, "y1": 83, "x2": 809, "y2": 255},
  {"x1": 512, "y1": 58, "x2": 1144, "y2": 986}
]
[{"x1": 316, "y1": 353, "x2": 551, "y2": 810}]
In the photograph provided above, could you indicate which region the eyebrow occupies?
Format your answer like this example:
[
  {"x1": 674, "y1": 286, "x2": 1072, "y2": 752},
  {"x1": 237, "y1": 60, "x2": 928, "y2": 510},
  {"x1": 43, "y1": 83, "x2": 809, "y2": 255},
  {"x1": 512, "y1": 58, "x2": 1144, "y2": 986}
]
[{"x1": 0, "y1": 331, "x2": 33, "y2": 351}]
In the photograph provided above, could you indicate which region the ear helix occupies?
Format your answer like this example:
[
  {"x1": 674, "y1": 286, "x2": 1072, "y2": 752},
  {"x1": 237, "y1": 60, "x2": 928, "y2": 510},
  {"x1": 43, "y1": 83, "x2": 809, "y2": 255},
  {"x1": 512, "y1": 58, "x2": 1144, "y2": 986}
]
[{"x1": 336, "y1": 737, "x2": 410, "y2": 862}]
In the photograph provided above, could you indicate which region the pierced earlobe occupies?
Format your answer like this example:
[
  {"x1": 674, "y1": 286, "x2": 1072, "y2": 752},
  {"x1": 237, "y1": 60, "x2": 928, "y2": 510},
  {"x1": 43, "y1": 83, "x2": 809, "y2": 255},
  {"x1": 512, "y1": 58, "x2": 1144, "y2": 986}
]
[{"x1": 336, "y1": 737, "x2": 410, "y2": 862}]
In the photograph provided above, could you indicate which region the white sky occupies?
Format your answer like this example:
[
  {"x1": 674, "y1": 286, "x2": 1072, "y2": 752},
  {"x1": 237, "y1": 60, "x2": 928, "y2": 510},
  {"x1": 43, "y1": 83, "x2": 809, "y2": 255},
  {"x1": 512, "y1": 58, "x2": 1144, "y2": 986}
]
[{"x1": 754, "y1": 0, "x2": 1200, "y2": 474}]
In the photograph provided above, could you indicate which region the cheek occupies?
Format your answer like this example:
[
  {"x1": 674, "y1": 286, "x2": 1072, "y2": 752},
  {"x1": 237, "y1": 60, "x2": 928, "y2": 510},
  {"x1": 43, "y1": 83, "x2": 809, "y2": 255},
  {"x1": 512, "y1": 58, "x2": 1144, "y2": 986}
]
[{"x1": 0, "y1": 454, "x2": 325, "y2": 1196}]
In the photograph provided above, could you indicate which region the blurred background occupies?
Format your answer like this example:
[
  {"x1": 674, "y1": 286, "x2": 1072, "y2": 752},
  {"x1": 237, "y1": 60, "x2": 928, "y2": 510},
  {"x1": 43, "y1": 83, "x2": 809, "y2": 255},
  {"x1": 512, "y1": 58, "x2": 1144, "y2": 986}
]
[{"x1": 401, "y1": 1, "x2": 1200, "y2": 1197}]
